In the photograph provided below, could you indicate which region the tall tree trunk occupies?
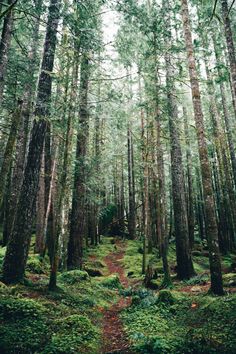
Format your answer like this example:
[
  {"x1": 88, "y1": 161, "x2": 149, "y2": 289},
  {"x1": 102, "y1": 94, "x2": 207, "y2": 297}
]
[
  {"x1": 181, "y1": 0, "x2": 223, "y2": 295},
  {"x1": 220, "y1": 0, "x2": 236, "y2": 116},
  {"x1": 67, "y1": 54, "x2": 90, "y2": 269},
  {"x1": 127, "y1": 125, "x2": 136, "y2": 239},
  {"x1": 7, "y1": 0, "x2": 43, "y2": 247},
  {"x1": 0, "y1": 0, "x2": 14, "y2": 104},
  {"x1": 35, "y1": 150, "x2": 45, "y2": 253},
  {"x1": 183, "y1": 108, "x2": 195, "y2": 250},
  {"x1": 2, "y1": 0, "x2": 61, "y2": 284},
  {"x1": 156, "y1": 113, "x2": 172, "y2": 286},
  {"x1": 0, "y1": 100, "x2": 23, "y2": 208},
  {"x1": 165, "y1": 0, "x2": 194, "y2": 279},
  {"x1": 213, "y1": 33, "x2": 236, "y2": 188}
]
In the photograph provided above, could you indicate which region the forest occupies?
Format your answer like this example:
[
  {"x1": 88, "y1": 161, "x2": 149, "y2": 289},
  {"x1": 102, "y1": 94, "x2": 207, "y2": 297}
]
[{"x1": 0, "y1": 0, "x2": 236, "y2": 353}]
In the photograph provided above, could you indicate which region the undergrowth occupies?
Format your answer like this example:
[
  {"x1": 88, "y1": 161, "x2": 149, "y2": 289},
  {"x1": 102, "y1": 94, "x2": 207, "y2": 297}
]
[{"x1": 122, "y1": 290, "x2": 236, "y2": 354}]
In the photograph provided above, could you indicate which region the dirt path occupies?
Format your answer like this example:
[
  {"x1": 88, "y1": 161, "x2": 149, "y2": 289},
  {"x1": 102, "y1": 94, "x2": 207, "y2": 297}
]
[{"x1": 101, "y1": 239, "x2": 136, "y2": 354}]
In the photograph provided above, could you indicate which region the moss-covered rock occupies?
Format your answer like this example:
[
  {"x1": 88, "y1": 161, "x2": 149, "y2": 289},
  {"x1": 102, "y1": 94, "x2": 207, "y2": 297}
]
[
  {"x1": 43, "y1": 314, "x2": 99, "y2": 354},
  {"x1": 26, "y1": 255, "x2": 50, "y2": 274},
  {"x1": 58, "y1": 270, "x2": 89, "y2": 285},
  {"x1": 0, "y1": 297, "x2": 50, "y2": 353},
  {"x1": 99, "y1": 274, "x2": 121, "y2": 289}
]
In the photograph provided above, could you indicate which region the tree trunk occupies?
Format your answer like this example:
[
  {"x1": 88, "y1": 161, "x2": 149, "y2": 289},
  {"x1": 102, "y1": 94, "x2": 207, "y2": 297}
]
[
  {"x1": 5, "y1": 0, "x2": 43, "y2": 244},
  {"x1": 0, "y1": 0, "x2": 14, "y2": 103},
  {"x1": 221, "y1": 0, "x2": 236, "y2": 116},
  {"x1": 67, "y1": 54, "x2": 90, "y2": 269},
  {"x1": 127, "y1": 125, "x2": 136, "y2": 239},
  {"x1": 183, "y1": 108, "x2": 195, "y2": 250},
  {"x1": 2, "y1": 0, "x2": 61, "y2": 284},
  {"x1": 0, "y1": 100, "x2": 23, "y2": 208},
  {"x1": 165, "y1": 0, "x2": 194, "y2": 280},
  {"x1": 181, "y1": 0, "x2": 223, "y2": 295},
  {"x1": 35, "y1": 150, "x2": 45, "y2": 253}
]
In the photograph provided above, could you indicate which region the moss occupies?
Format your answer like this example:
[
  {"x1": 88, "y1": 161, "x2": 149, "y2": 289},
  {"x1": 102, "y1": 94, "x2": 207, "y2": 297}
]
[
  {"x1": 26, "y1": 254, "x2": 50, "y2": 274},
  {"x1": 222, "y1": 273, "x2": 236, "y2": 286},
  {"x1": 122, "y1": 292, "x2": 236, "y2": 354},
  {"x1": 0, "y1": 297, "x2": 50, "y2": 353},
  {"x1": 99, "y1": 274, "x2": 121, "y2": 289},
  {"x1": 58, "y1": 270, "x2": 89, "y2": 284},
  {"x1": 43, "y1": 314, "x2": 99, "y2": 354}
]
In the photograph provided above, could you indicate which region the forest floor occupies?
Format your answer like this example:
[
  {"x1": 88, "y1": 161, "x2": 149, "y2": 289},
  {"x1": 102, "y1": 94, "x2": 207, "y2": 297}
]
[
  {"x1": 0, "y1": 236, "x2": 236, "y2": 353},
  {"x1": 101, "y1": 239, "x2": 135, "y2": 354}
]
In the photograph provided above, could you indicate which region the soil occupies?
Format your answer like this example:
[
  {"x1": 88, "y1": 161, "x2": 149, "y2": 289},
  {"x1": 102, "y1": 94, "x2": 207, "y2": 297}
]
[{"x1": 101, "y1": 239, "x2": 136, "y2": 354}]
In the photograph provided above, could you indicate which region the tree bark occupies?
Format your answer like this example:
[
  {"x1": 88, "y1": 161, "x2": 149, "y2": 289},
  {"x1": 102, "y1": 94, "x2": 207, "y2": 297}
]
[
  {"x1": 67, "y1": 54, "x2": 90, "y2": 269},
  {"x1": 0, "y1": 0, "x2": 14, "y2": 104},
  {"x1": 127, "y1": 125, "x2": 136, "y2": 239},
  {"x1": 181, "y1": 0, "x2": 223, "y2": 295},
  {"x1": 2, "y1": 0, "x2": 61, "y2": 284},
  {"x1": 0, "y1": 100, "x2": 23, "y2": 208},
  {"x1": 220, "y1": 0, "x2": 236, "y2": 116},
  {"x1": 165, "y1": 0, "x2": 194, "y2": 280}
]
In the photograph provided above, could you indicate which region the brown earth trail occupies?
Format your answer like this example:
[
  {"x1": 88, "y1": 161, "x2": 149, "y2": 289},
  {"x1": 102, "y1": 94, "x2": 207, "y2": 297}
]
[{"x1": 101, "y1": 238, "x2": 136, "y2": 354}]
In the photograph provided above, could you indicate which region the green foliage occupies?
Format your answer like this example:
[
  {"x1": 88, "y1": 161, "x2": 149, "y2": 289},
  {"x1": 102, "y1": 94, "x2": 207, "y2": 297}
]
[
  {"x1": 0, "y1": 297, "x2": 45, "y2": 320},
  {"x1": 99, "y1": 274, "x2": 121, "y2": 289},
  {"x1": 182, "y1": 274, "x2": 210, "y2": 286},
  {"x1": 26, "y1": 255, "x2": 50, "y2": 274},
  {"x1": 99, "y1": 204, "x2": 118, "y2": 234},
  {"x1": 0, "y1": 246, "x2": 6, "y2": 270},
  {"x1": 158, "y1": 290, "x2": 175, "y2": 305},
  {"x1": 43, "y1": 315, "x2": 99, "y2": 354},
  {"x1": 122, "y1": 291, "x2": 236, "y2": 354},
  {"x1": 58, "y1": 270, "x2": 89, "y2": 284},
  {"x1": 0, "y1": 297, "x2": 50, "y2": 353}
]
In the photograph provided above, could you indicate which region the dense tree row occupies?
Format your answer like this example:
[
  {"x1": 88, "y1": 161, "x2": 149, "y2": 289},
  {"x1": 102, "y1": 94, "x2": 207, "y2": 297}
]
[{"x1": 0, "y1": 0, "x2": 236, "y2": 295}]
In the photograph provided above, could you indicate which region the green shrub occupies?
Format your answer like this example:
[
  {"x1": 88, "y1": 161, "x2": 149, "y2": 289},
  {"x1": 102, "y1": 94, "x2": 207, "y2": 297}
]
[
  {"x1": 0, "y1": 297, "x2": 45, "y2": 320},
  {"x1": 99, "y1": 274, "x2": 121, "y2": 289},
  {"x1": 158, "y1": 290, "x2": 175, "y2": 305},
  {"x1": 43, "y1": 314, "x2": 99, "y2": 354},
  {"x1": 0, "y1": 297, "x2": 49, "y2": 353},
  {"x1": 58, "y1": 270, "x2": 89, "y2": 285},
  {"x1": 183, "y1": 274, "x2": 209, "y2": 286}
]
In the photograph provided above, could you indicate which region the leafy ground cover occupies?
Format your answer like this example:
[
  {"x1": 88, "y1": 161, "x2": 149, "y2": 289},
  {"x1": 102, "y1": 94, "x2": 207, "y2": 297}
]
[{"x1": 0, "y1": 236, "x2": 236, "y2": 353}]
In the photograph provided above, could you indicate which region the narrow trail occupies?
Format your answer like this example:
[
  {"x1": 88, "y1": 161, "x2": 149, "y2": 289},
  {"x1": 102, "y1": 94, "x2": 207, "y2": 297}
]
[{"x1": 101, "y1": 239, "x2": 136, "y2": 354}]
